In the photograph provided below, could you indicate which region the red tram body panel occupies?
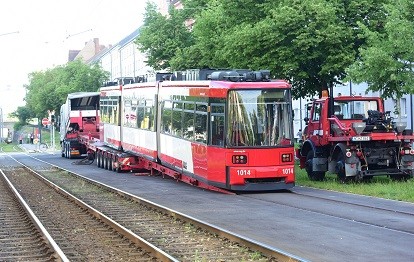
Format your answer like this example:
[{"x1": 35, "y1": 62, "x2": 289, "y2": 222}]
[{"x1": 60, "y1": 70, "x2": 296, "y2": 192}]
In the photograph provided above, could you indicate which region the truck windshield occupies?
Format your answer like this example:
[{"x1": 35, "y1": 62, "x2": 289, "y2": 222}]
[
  {"x1": 334, "y1": 100, "x2": 378, "y2": 120},
  {"x1": 227, "y1": 89, "x2": 293, "y2": 147}
]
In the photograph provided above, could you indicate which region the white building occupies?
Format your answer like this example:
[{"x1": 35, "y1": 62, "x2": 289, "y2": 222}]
[
  {"x1": 88, "y1": 28, "x2": 153, "y2": 80},
  {"x1": 292, "y1": 82, "x2": 414, "y2": 139}
]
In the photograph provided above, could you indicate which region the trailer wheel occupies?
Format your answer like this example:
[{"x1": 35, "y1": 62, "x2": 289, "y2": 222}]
[
  {"x1": 99, "y1": 152, "x2": 103, "y2": 168},
  {"x1": 305, "y1": 151, "x2": 325, "y2": 181},
  {"x1": 97, "y1": 151, "x2": 101, "y2": 167},
  {"x1": 104, "y1": 155, "x2": 108, "y2": 170},
  {"x1": 108, "y1": 156, "x2": 113, "y2": 171}
]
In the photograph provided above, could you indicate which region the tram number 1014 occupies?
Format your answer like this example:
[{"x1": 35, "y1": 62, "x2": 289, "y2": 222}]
[
  {"x1": 282, "y1": 168, "x2": 294, "y2": 175},
  {"x1": 236, "y1": 168, "x2": 293, "y2": 176},
  {"x1": 236, "y1": 169, "x2": 253, "y2": 176}
]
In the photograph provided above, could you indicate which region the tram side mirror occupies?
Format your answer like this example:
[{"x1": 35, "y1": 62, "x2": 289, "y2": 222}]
[{"x1": 304, "y1": 117, "x2": 309, "y2": 125}]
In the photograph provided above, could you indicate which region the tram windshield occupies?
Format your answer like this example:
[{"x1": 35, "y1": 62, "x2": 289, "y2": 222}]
[{"x1": 227, "y1": 89, "x2": 293, "y2": 147}]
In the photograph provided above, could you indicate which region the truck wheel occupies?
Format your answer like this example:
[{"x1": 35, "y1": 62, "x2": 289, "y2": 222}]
[
  {"x1": 67, "y1": 144, "x2": 72, "y2": 159},
  {"x1": 65, "y1": 143, "x2": 69, "y2": 158},
  {"x1": 336, "y1": 151, "x2": 354, "y2": 183},
  {"x1": 305, "y1": 151, "x2": 325, "y2": 181},
  {"x1": 61, "y1": 143, "x2": 65, "y2": 157}
]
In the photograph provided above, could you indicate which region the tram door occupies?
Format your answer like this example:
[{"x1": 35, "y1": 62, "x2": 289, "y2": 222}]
[{"x1": 210, "y1": 104, "x2": 225, "y2": 146}]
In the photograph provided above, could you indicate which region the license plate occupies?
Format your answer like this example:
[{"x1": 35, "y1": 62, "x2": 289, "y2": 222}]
[{"x1": 351, "y1": 136, "x2": 371, "y2": 141}]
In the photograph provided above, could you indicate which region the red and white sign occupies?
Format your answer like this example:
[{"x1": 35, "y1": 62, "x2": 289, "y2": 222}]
[{"x1": 42, "y1": 118, "x2": 50, "y2": 126}]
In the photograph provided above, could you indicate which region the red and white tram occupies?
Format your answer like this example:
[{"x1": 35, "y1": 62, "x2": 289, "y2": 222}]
[{"x1": 64, "y1": 69, "x2": 295, "y2": 192}]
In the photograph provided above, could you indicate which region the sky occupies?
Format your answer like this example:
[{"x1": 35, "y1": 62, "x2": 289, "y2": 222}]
[{"x1": 0, "y1": 0, "x2": 149, "y2": 118}]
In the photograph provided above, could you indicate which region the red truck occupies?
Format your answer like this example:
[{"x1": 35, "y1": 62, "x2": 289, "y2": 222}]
[
  {"x1": 59, "y1": 92, "x2": 100, "y2": 159},
  {"x1": 297, "y1": 92, "x2": 414, "y2": 182}
]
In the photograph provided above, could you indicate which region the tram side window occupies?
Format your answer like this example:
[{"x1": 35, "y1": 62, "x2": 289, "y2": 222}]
[
  {"x1": 131, "y1": 101, "x2": 138, "y2": 128},
  {"x1": 113, "y1": 106, "x2": 119, "y2": 125},
  {"x1": 100, "y1": 101, "x2": 108, "y2": 123},
  {"x1": 123, "y1": 100, "x2": 138, "y2": 128},
  {"x1": 183, "y1": 102, "x2": 195, "y2": 140},
  {"x1": 146, "y1": 99, "x2": 155, "y2": 131},
  {"x1": 137, "y1": 99, "x2": 145, "y2": 129},
  {"x1": 100, "y1": 97, "x2": 120, "y2": 125},
  {"x1": 135, "y1": 98, "x2": 155, "y2": 131},
  {"x1": 161, "y1": 98, "x2": 208, "y2": 142},
  {"x1": 108, "y1": 106, "x2": 113, "y2": 123},
  {"x1": 195, "y1": 103, "x2": 207, "y2": 144},
  {"x1": 172, "y1": 102, "x2": 183, "y2": 137},
  {"x1": 161, "y1": 101, "x2": 173, "y2": 133},
  {"x1": 210, "y1": 104, "x2": 225, "y2": 146}
]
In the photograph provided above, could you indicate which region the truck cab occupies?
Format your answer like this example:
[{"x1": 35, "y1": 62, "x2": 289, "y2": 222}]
[{"x1": 298, "y1": 93, "x2": 414, "y2": 182}]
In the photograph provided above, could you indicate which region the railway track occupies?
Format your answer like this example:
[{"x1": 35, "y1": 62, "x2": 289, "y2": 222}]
[
  {"x1": 1, "y1": 164, "x2": 171, "y2": 261},
  {"x1": 0, "y1": 170, "x2": 65, "y2": 261},
  {"x1": 4, "y1": 154, "x2": 305, "y2": 261}
]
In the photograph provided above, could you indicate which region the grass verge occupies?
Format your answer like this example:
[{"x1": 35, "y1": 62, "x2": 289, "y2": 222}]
[
  {"x1": 295, "y1": 165, "x2": 414, "y2": 203},
  {"x1": 0, "y1": 142, "x2": 23, "y2": 152}
]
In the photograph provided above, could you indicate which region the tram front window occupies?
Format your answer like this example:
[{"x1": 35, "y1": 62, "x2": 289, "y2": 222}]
[{"x1": 227, "y1": 89, "x2": 293, "y2": 147}]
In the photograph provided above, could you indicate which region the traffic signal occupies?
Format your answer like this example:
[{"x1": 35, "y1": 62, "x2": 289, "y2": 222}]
[{"x1": 51, "y1": 115, "x2": 55, "y2": 123}]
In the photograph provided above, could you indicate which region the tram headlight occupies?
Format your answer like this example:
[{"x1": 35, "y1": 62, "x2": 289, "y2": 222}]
[
  {"x1": 281, "y1": 153, "x2": 292, "y2": 162},
  {"x1": 232, "y1": 155, "x2": 247, "y2": 164}
]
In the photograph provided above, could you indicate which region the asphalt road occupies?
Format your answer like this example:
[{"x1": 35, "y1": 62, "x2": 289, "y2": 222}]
[{"x1": 2, "y1": 151, "x2": 414, "y2": 262}]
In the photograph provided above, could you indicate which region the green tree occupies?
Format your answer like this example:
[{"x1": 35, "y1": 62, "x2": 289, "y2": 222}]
[
  {"x1": 23, "y1": 59, "x2": 108, "y2": 119},
  {"x1": 190, "y1": 0, "x2": 356, "y2": 97},
  {"x1": 347, "y1": 0, "x2": 414, "y2": 99},
  {"x1": 138, "y1": 0, "x2": 389, "y2": 98},
  {"x1": 135, "y1": 2, "x2": 193, "y2": 70},
  {"x1": 341, "y1": 0, "x2": 388, "y2": 56},
  {"x1": 9, "y1": 106, "x2": 34, "y2": 130},
  {"x1": 178, "y1": 0, "x2": 268, "y2": 69}
]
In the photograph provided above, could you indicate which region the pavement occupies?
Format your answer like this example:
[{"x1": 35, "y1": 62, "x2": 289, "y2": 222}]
[{"x1": 18, "y1": 143, "x2": 57, "y2": 153}]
